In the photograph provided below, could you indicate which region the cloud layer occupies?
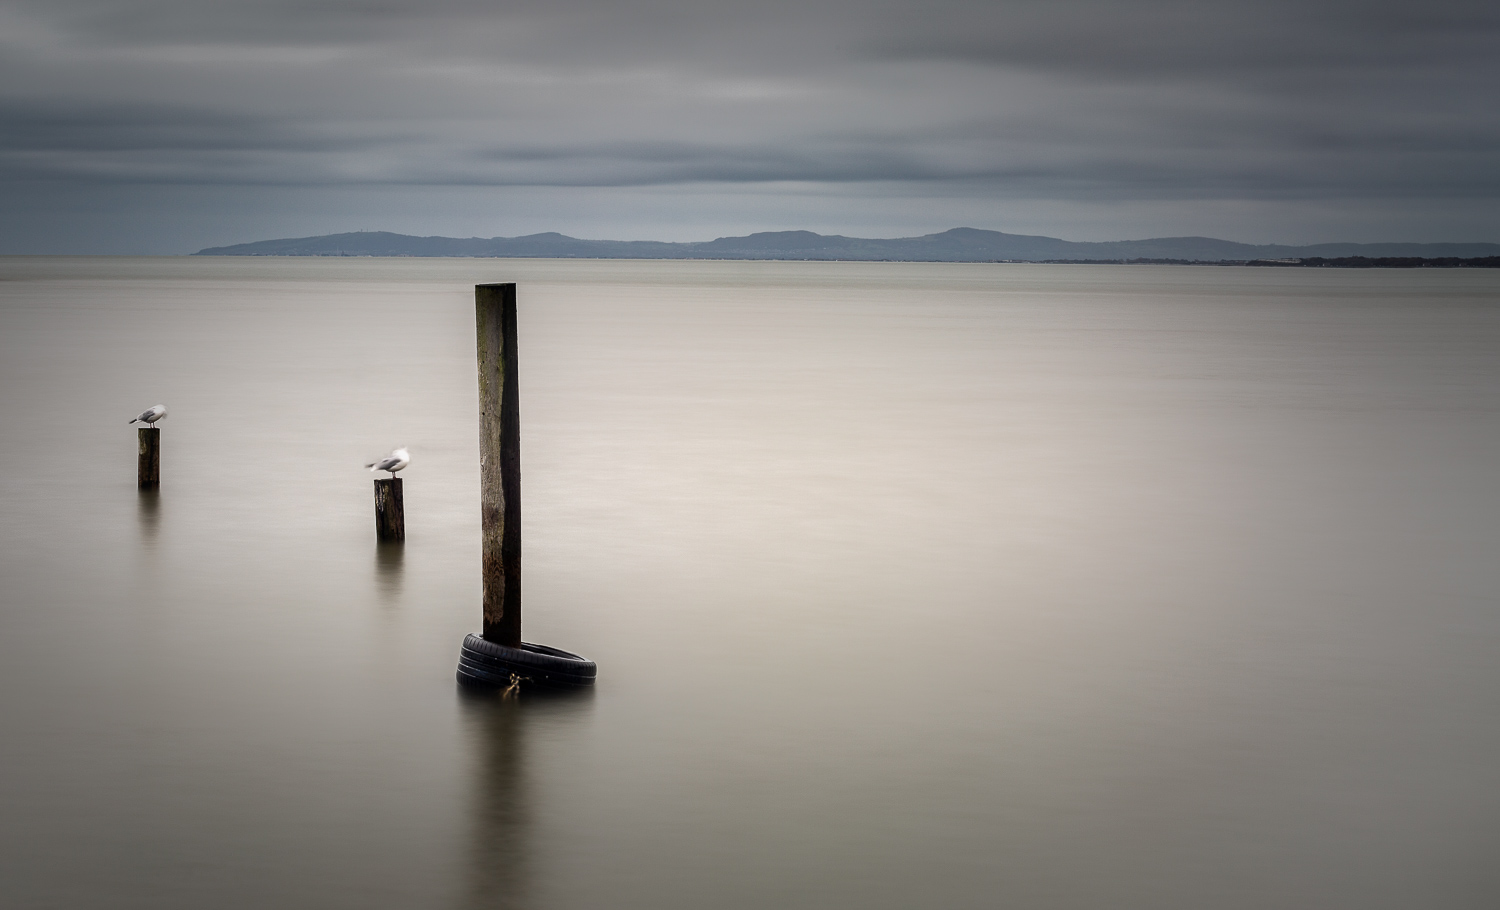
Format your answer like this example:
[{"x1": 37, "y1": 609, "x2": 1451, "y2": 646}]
[{"x1": 2, "y1": 0, "x2": 1497, "y2": 251}]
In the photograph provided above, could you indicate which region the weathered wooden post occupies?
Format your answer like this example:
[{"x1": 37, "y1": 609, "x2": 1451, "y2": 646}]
[
  {"x1": 457, "y1": 283, "x2": 596, "y2": 689},
  {"x1": 138, "y1": 428, "x2": 160, "y2": 489},
  {"x1": 374, "y1": 477, "x2": 405, "y2": 541},
  {"x1": 476, "y1": 283, "x2": 523, "y2": 646}
]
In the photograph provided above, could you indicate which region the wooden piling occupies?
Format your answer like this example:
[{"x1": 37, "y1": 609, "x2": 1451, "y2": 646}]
[
  {"x1": 476, "y1": 283, "x2": 522, "y2": 647},
  {"x1": 374, "y1": 477, "x2": 405, "y2": 541},
  {"x1": 457, "y1": 281, "x2": 596, "y2": 688},
  {"x1": 138, "y1": 427, "x2": 160, "y2": 489}
]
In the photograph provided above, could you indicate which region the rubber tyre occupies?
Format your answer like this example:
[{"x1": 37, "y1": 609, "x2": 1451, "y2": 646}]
[{"x1": 457, "y1": 633, "x2": 596, "y2": 688}]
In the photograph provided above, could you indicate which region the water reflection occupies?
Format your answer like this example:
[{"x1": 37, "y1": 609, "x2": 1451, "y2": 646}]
[
  {"x1": 459, "y1": 685, "x2": 594, "y2": 910},
  {"x1": 373, "y1": 540, "x2": 404, "y2": 605},
  {"x1": 136, "y1": 488, "x2": 160, "y2": 544}
]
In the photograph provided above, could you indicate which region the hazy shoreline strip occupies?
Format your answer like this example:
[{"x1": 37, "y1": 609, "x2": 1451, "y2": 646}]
[{"x1": 196, "y1": 228, "x2": 1500, "y2": 264}]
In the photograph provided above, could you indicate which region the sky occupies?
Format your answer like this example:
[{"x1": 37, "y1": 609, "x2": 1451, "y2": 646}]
[{"x1": 1, "y1": 0, "x2": 1497, "y2": 253}]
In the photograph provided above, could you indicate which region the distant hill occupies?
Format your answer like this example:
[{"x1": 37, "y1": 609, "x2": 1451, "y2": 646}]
[{"x1": 195, "y1": 228, "x2": 1500, "y2": 262}]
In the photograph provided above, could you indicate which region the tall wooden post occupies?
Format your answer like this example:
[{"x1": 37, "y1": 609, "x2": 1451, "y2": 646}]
[
  {"x1": 138, "y1": 427, "x2": 160, "y2": 489},
  {"x1": 374, "y1": 477, "x2": 405, "y2": 541},
  {"x1": 476, "y1": 284, "x2": 522, "y2": 647},
  {"x1": 458, "y1": 281, "x2": 595, "y2": 688}
]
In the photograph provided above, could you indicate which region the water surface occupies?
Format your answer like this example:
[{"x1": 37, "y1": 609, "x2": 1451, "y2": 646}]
[{"x1": 1, "y1": 257, "x2": 1498, "y2": 908}]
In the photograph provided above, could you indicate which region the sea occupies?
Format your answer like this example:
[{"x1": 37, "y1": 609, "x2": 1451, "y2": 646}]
[{"x1": 1, "y1": 257, "x2": 1497, "y2": 909}]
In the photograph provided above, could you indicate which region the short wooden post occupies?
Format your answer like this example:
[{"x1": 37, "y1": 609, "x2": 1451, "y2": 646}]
[
  {"x1": 476, "y1": 283, "x2": 522, "y2": 646},
  {"x1": 374, "y1": 477, "x2": 405, "y2": 541},
  {"x1": 138, "y1": 427, "x2": 160, "y2": 489}
]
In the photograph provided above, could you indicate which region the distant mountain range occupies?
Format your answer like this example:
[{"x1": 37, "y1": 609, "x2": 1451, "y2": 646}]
[{"x1": 195, "y1": 228, "x2": 1500, "y2": 262}]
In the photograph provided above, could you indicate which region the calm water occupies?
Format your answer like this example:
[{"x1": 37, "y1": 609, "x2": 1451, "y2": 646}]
[{"x1": 1, "y1": 257, "x2": 1498, "y2": 909}]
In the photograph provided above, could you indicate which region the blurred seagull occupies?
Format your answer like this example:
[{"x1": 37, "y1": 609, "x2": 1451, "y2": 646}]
[
  {"x1": 128, "y1": 404, "x2": 168, "y2": 427},
  {"x1": 366, "y1": 447, "x2": 410, "y2": 478}
]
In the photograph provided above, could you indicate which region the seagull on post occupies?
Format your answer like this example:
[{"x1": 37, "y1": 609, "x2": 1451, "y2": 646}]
[
  {"x1": 129, "y1": 404, "x2": 168, "y2": 426},
  {"x1": 366, "y1": 447, "x2": 410, "y2": 478}
]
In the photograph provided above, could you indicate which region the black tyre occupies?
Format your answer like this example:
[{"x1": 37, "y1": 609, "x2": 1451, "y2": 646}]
[{"x1": 457, "y1": 633, "x2": 596, "y2": 688}]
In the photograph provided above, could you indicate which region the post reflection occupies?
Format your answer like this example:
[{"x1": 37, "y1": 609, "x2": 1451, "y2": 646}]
[
  {"x1": 458, "y1": 684, "x2": 594, "y2": 910},
  {"x1": 136, "y1": 488, "x2": 160, "y2": 544},
  {"x1": 373, "y1": 540, "x2": 405, "y2": 605}
]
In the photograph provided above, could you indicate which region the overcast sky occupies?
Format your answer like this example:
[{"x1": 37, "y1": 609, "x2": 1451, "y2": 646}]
[{"x1": 2, "y1": 0, "x2": 1497, "y2": 252}]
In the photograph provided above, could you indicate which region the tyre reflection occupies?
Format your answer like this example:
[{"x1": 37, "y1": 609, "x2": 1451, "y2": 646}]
[{"x1": 458, "y1": 682, "x2": 594, "y2": 910}]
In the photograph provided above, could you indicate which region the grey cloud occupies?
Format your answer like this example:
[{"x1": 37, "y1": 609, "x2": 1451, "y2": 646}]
[
  {"x1": 0, "y1": 102, "x2": 368, "y2": 154},
  {"x1": 867, "y1": 0, "x2": 1500, "y2": 76},
  {"x1": 1, "y1": 0, "x2": 1497, "y2": 251},
  {"x1": 22, "y1": 0, "x2": 1500, "y2": 74}
]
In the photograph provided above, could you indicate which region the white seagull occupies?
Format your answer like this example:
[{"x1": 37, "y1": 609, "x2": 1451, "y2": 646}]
[
  {"x1": 128, "y1": 404, "x2": 168, "y2": 427},
  {"x1": 366, "y1": 447, "x2": 410, "y2": 478}
]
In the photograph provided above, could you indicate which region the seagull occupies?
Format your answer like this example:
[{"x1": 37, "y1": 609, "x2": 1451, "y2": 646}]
[
  {"x1": 128, "y1": 404, "x2": 168, "y2": 427},
  {"x1": 366, "y1": 447, "x2": 410, "y2": 478}
]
